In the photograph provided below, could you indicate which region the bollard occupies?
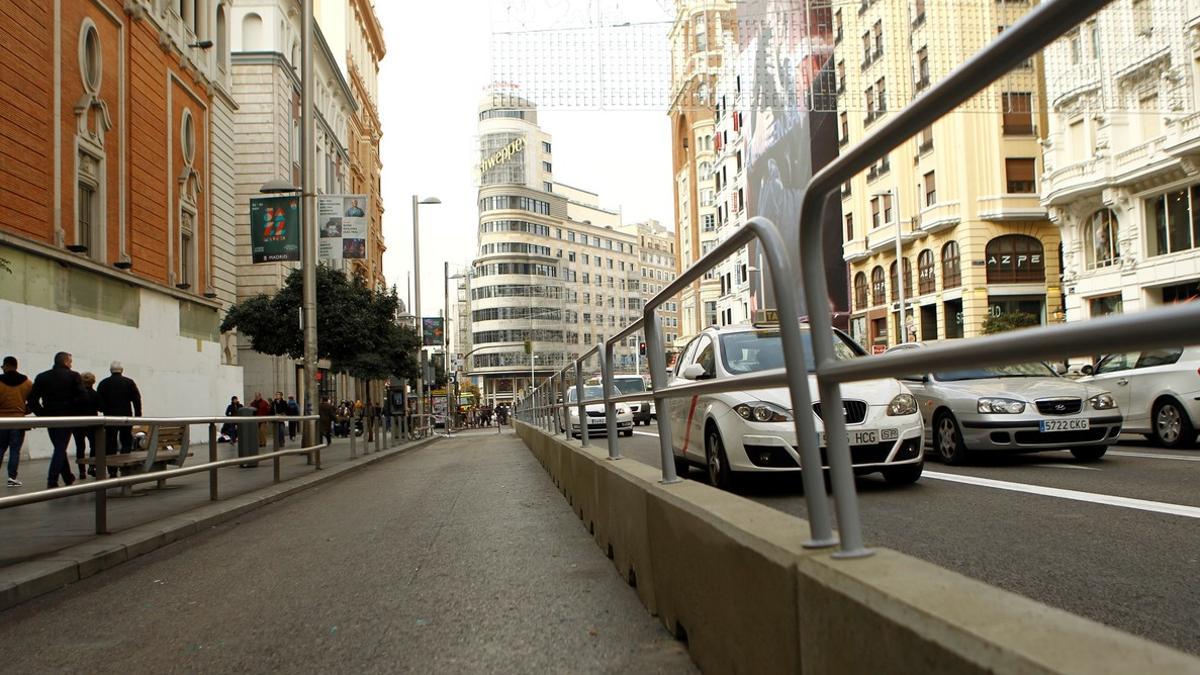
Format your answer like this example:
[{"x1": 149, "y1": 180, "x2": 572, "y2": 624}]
[
  {"x1": 237, "y1": 406, "x2": 259, "y2": 468},
  {"x1": 208, "y1": 422, "x2": 218, "y2": 500},
  {"x1": 350, "y1": 417, "x2": 357, "y2": 458},
  {"x1": 375, "y1": 416, "x2": 383, "y2": 453},
  {"x1": 94, "y1": 428, "x2": 108, "y2": 534}
]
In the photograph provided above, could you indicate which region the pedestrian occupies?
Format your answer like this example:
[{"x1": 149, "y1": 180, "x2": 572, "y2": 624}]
[
  {"x1": 0, "y1": 356, "x2": 34, "y2": 487},
  {"x1": 26, "y1": 352, "x2": 84, "y2": 488},
  {"x1": 271, "y1": 391, "x2": 288, "y2": 447},
  {"x1": 250, "y1": 392, "x2": 271, "y2": 447},
  {"x1": 318, "y1": 396, "x2": 335, "y2": 446},
  {"x1": 96, "y1": 361, "x2": 143, "y2": 479},
  {"x1": 222, "y1": 395, "x2": 241, "y2": 444},
  {"x1": 73, "y1": 372, "x2": 101, "y2": 479},
  {"x1": 286, "y1": 395, "x2": 300, "y2": 440}
]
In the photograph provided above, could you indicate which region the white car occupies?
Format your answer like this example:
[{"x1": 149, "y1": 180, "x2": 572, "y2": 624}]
[
  {"x1": 666, "y1": 322, "x2": 925, "y2": 489},
  {"x1": 562, "y1": 385, "x2": 634, "y2": 438},
  {"x1": 1080, "y1": 345, "x2": 1200, "y2": 448}
]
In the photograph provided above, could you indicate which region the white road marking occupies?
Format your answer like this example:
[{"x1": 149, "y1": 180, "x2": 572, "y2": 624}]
[
  {"x1": 923, "y1": 471, "x2": 1200, "y2": 520},
  {"x1": 633, "y1": 431, "x2": 659, "y2": 438},
  {"x1": 1108, "y1": 450, "x2": 1200, "y2": 462},
  {"x1": 1038, "y1": 463, "x2": 1101, "y2": 471}
]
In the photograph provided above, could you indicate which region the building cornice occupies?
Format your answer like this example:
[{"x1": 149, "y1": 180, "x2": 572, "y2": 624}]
[{"x1": 351, "y1": 0, "x2": 386, "y2": 61}]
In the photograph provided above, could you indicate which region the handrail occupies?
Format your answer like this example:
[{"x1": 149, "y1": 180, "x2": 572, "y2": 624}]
[{"x1": 0, "y1": 414, "x2": 309, "y2": 429}]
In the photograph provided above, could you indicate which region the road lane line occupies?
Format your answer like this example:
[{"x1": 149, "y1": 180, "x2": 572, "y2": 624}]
[
  {"x1": 633, "y1": 431, "x2": 659, "y2": 438},
  {"x1": 1109, "y1": 450, "x2": 1200, "y2": 462},
  {"x1": 1039, "y1": 463, "x2": 1101, "y2": 471},
  {"x1": 924, "y1": 471, "x2": 1200, "y2": 520}
]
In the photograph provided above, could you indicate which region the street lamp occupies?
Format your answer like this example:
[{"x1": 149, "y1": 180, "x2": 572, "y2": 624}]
[
  {"x1": 412, "y1": 195, "x2": 441, "y2": 435},
  {"x1": 873, "y1": 187, "x2": 907, "y2": 344}
]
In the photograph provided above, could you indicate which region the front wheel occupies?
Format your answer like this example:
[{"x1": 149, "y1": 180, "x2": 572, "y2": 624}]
[
  {"x1": 1070, "y1": 446, "x2": 1107, "y2": 461},
  {"x1": 1152, "y1": 399, "x2": 1196, "y2": 449},
  {"x1": 882, "y1": 461, "x2": 923, "y2": 485},
  {"x1": 705, "y1": 426, "x2": 736, "y2": 490},
  {"x1": 934, "y1": 412, "x2": 971, "y2": 465},
  {"x1": 673, "y1": 454, "x2": 690, "y2": 478}
]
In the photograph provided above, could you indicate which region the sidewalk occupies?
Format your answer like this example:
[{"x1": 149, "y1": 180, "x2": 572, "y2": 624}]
[
  {"x1": 0, "y1": 427, "x2": 695, "y2": 673},
  {"x1": 1, "y1": 428, "x2": 416, "y2": 567}
]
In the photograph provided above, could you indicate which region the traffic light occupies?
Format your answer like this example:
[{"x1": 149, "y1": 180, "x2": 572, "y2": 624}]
[{"x1": 639, "y1": 341, "x2": 647, "y2": 356}]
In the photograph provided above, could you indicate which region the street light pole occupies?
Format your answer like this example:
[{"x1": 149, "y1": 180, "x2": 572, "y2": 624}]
[
  {"x1": 893, "y1": 187, "x2": 907, "y2": 345},
  {"x1": 412, "y1": 195, "x2": 440, "y2": 435},
  {"x1": 300, "y1": 0, "x2": 318, "y2": 447}
]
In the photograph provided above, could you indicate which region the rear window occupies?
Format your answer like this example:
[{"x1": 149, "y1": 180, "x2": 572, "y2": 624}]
[
  {"x1": 719, "y1": 328, "x2": 863, "y2": 374},
  {"x1": 613, "y1": 378, "x2": 647, "y2": 395}
]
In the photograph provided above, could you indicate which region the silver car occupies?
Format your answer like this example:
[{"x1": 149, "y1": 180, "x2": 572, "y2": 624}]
[{"x1": 887, "y1": 343, "x2": 1123, "y2": 464}]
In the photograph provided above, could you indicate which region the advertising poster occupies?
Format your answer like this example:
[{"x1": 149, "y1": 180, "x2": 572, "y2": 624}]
[
  {"x1": 249, "y1": 197, "x2": 300, "y2": 263},
  {"x1": 318, "y1": 194, "x2": 370, "y2": 262},
  {"x1": 422, "y1": 317, "x2": 444, "y2": 347},
  {"x1": 738, "y1": 0, "x2": 846, "y2": 322}
]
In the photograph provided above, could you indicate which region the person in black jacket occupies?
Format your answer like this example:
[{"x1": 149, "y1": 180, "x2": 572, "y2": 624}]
[
  {"x1": 271, "y1": 392, "x2": 288, "y2": 447},
  {"x1": 26, "y1": 352, "x2": 84, "y2": 488},
  {"x1": 97, "y1": 361, "x2": 142, "y2": 478},
  {"x1": 73, "y1": 372, "x2": 101, "y2": 479}
]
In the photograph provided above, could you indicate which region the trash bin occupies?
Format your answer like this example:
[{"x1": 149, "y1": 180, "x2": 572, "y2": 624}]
[{"x1": 237, "y1": 406, "x2": 259, "y2": 467}]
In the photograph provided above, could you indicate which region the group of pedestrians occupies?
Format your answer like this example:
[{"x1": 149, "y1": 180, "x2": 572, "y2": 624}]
[
  {"x1": 220, "y1": 391, "x2": 301, "y2": 448},
  {"x1": 0, "y1": 352, "x2": 141, "y2": 489}
]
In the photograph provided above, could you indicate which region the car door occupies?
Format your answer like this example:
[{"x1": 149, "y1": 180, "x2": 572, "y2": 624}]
[
  {"x1": 1088, "y1": 351, "x2": 1139, "y2": 425},
  {"x1": 668, "y1": 336, "x2": 703, "y2": 454},
  {"x1": 1127, "y1": 348, "x2": 1185, "y2": 429}
]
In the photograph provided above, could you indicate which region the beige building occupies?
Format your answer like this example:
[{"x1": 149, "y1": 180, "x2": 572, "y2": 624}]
[
  {"x1": 618, "y1": 219, "x2": 681, "y2": 354},
  {"x1": 1042, "y1": 0, "x2": 1200, "y2": 330},
  {"x1": 668, "y1": 0, "x2": 735, "y2": 347},
  {"x1": 345, "y1": 0, "x2": 387, "y2": 290},
  {"x1": 837, "y1": 0, "x2": 1061, "y2": 351}
]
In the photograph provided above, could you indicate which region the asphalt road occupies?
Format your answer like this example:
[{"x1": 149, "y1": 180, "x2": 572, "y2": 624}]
[
  {"x1": 617, "y1": 421, "x2": 1200, "y2": 656},
  {"x1": 0, "y1": 429, "x2": 694, "y2": 674}
]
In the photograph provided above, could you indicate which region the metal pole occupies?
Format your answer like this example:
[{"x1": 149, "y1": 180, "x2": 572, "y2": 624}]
[
  {"x1": 444, "y1": 261, "x2": 452, "y2": 434},
  {"x1": 894, "y1": 188, "x2": 906, "y2": 345},
  {"x1": 94, "y1": 429, "x2": 107, "y2": 534},
  {"x1": 208, "y1": 422, "x2": 218, "y2": 500},
  {"x1": 602, "y1": 343, "x2": 619, "y2": 459},
  {"x1": 300, "y1": 0, "x2": 318, "y2": 448},
  {"x1": 643, "y1": 313, "x2": 679, "y2": 483},
  {"x1": 413, "y1": 195, "x2": 424, "y2": 439},
  {"x1": 575, "y1": 359, "x2": 588, "y2": 446}
]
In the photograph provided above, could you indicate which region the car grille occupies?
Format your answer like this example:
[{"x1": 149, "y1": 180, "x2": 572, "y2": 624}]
[
  {"x1": 745, "y1": 439, "x2": 905, "y2": 469},
  {"x1": 1014, "y1": 428, "x2": 1107, "y2": 444},
  {"x1": 812, "y1": 400, "x2": 868, "y2": 424},
  {"x1": 1035, "y1": 398, "x2": 1082, "y2": 415},
  {"x1": 585, "y1": 410, "x2": 605, "y2": 417}
]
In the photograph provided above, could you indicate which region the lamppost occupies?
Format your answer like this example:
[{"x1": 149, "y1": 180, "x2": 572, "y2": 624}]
[
  {"x1": 874, "y1": 187, "x2": 907, "y2": 345},
  {"x1": 412, "y1": 195, "x2": 441, "y2": 435}
]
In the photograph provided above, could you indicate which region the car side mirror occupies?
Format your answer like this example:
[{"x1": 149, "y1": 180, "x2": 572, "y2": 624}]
[
  {"x1": 681, "y1": 363, "x2": 707, "y2": 380},
  {"x1": 1080, "y1": 364, "x2": 1094, "y2": 376}
]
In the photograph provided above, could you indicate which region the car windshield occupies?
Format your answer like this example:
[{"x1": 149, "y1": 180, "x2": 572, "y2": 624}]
[
  {"x1": 567, "y1": 385, "x2": 616, "y2": 402},
  {"x1": 934, "y1": 362, "x2": 1056, "y2": 381},
  {"x1": 612, "y1": 378, "x2": 647, "y2": 395},
  {"x1": 719, "y1": 329, "x2": 864, "y2": 374}
]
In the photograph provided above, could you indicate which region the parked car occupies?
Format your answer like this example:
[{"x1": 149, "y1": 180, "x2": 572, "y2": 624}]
[
  {"x1": 562, "y1": 385, "x2": 634, "y2": 438},
  {"x1": 1079, "y1": 346, "x2": 1200, "y2": 448},
  {"x1": 667, "y1": 322, "x2": 925, "y2": 490},
  {"x1": 611, "y1": 375, "x2": 652, "y2": 425},
  {"x1": 886, "y1": 342, "x2": 1123, "y2": 463}
]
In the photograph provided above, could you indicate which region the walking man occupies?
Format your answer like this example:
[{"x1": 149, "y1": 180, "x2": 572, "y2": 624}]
[
  {"x1": 97, "y1": 362, "x2": 142, "y2": 479},
  {"x1": 0, "y1": 356, "x2": 33, "y2": 487},
  {"x1": 73, "y1": 372, "x2": 101, "y2": 479},
  {"x1": 318, "y1": 396, "x2": 335, "y2": 446},
  {"x1": 26, "y1": 352, "x2": 84, "y2": 488},
  {"x1": 286, "y1": 395, "x2": 300, "y2": 441},
  {"x1": 251, "y1": 392, "x2": 271, "y2": 447},
  {"x1": 271, "y1": 392, "x2": 288, "y2": 447}
]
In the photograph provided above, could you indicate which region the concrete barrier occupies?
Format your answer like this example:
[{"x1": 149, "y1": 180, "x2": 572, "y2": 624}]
[{"x1": 514, "y1": 421, "x2": 1200, "y2": 674}]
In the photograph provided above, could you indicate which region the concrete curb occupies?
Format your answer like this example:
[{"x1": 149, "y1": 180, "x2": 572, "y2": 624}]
[
  {"x1": 0, "y1": 436, "x2": 442, "y2": 612},
  {"x1": 515, "y1": 421, "x2": 1200, "y2": 675}
]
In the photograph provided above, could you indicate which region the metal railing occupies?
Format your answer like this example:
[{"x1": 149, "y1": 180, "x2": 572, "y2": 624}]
[{"x1": 513, "y1": 0, "x2": 1200, "y2": 559}]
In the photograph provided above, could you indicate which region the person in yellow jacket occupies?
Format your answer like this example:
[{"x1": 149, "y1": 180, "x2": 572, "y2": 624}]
[{"x1": 0, "y1": 356, "x2": 34, "y2": 487}]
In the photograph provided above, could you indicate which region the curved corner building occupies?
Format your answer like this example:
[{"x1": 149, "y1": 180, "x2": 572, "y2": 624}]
[{"x1": 470, "y1": 91, "x2": 642, "y2": 405}]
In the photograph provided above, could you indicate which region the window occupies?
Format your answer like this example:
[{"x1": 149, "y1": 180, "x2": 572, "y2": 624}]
[
  {"x1": 1002, "y1": 93, "x2": 1034, "y2": 135},
  {"x1": 1088, "y1": 20, "x2": 1100, "y2": 60},
  {"x1": 215, "y1": 5, "x2": 228, "y2": 72},
  {"x1": 694, "y1": 13, "x2": 708, "y2": 52},
  {"x1": 179, "y1": 211, "x2": 195, "y2": 289},
  {"x1": 543, "y1": 161, "x2": 552, "y2": 173},
  {"x1": 77, "y1": 182, "x2": 96, "y2": 255},
  {"x1": 1068, "y1": 29, "x2": 1081, "y2": 64},
  {"x1": 854, "y1": 272, "x2": 868, "y2": 309},
  {"x1": 862, "y1": 31, "x2": 872, "y2": 63},
  {"x1": 882, "y1": 192, "x2": 893, "y2": 223},
  {"x1": 1005, "y1": 158, "x2": 1036, "y2": 193},
  {"x1": 702, "y1": 214, "x2": 715, "y2": 231},
  {"x1": 1132, "y1": 0, "x2": 1152, "y2": 37},
  {"x1": 1089, "y1": 294, "x2": 1123, "y2": 318},
  {"x1": 836, "y1": 60, "x2": 845, "y2": 93},
  {"x1": 889, "y1": 258, "x2": 912, "y2": 301},
  {"x1": 1085, "y1": 209, "x2": 1119, "y2": 268},
  {"x1": 915, "y1": 47, "x2": 929, "y2": 89},
  {"x1": 924, "y1": 170, "x2": 936, "y2": 205},
  {"x1": 544, "y1": 181, "x2": 553, "y2": 192},
  {"x1": 917, "y1": 249, "x2": 935, "y2": 294},
  {"x1": 871, "y1": 267, "x2": 886, "y2": 305},
  {"x1": 844, "y1": 213, "x2": 854, "y2": 241},
  {"x1": 913, "y1": 0, "x2": 926, "y2": 25},
  {"x1": 834, "y1": 9, "x2": 843, "y2": 42},
  {"x1": 81, "y1": 23, "x2": 101, "y2": 93},
  {"x1": 871, "y1": 197, "x2": 881, "y2": 228},
  {"x1": 985, "y1": 234, "x2": 1045, "y2": 283},
  {"x1": 941, "y1": 241, "x2": 961, "y2": 288},
  {"x1": 872, "y1": 20, "x2": 883, "y2": 55},
  {"x1": 1139, "y1": 93, "x2": 1162, "y2": 139},
  {"x1": 1147, "y1": 187, "x2": 1200, "y2": 256},
  {"x1": 839, "y1": 112, "x2": 849, "y2": 145},
  {"x1": 876, "y1": 77, "x2": 886, "y2": 112},
  {"x1": 542, "y1": 141, "x2": 552, "y2": 153},
  {"x1": 917, "y1": 125, "x2": 933, "y2": 153}
]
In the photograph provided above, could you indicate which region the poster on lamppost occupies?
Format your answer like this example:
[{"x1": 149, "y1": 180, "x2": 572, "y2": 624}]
[
  {"x1": 317, "y1": 194, "x2": 369, "y2": 262},
  {"x1": 422, "y1": 317, "x2": 444, "y2": 347},
  {"x1": 249, "y1": 196, "x2": 300, "y2": 263}
]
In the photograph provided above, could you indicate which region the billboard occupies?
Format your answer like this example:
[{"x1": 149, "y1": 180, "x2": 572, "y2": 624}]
[
  {"x1": 318, "y1": 195, "x2": 369, "y2": 262},
  {"x1": 249, "y1": 196, "x2": 300, "y2": 263},
  {"x1": 422, "y1": 317, "x2": 444, "y2": 346},
  {"x1": 738, "y1": 0, "x2": 846, "y2": 322}
]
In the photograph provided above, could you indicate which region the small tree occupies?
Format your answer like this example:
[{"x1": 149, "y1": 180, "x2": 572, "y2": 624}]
[{"x1": 981, "y1": 311, "x2": 1040, "y2": 335}]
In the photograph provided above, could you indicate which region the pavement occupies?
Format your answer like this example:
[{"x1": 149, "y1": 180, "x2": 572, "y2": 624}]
[
  {"x1": 0, "y1": 427, "x2": 695, "y2": 674},
  {"x1": 617, "y1": 422, "x2": 1200, "y2": 657}
]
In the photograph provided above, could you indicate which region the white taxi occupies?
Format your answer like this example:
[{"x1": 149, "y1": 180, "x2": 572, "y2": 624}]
[{"x1": 667, "y1": 321, "x2": 925, "y2": 489}]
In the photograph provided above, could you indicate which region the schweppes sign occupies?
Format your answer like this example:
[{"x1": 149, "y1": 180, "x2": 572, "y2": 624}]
[{"x1": 479, "y1": 136, "x2": 525, "y2": 174}]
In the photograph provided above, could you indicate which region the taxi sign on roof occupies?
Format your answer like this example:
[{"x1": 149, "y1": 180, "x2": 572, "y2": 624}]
[{"x1": 752, "y1": 309, "x2": 780, "y2": 325}]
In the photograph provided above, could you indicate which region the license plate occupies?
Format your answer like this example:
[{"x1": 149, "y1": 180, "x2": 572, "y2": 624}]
[
  {"x1": 819, "y1": 429, "x2": 880, "y2": 447},
  {"x1": 1040, "y1": 418, "x2": 1089, "y2": 432}
]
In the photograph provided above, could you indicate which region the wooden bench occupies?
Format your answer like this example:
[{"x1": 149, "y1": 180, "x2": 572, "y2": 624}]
[{"x1": 78, "y1": 424, "x2": 193, "y2": 494}]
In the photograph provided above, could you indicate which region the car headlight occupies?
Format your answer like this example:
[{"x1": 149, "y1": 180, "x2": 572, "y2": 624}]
[
  {"x1": 887, "y1": 393, "x2": 917, "y2": 416},
  {"x1": 616, "y1": 406, "x2": 629, "y2": 415},
  {"x1": 977, "y1": 397, "x2": 1026, "y2": 414},
  {"x1": 733, "y1": 402, "x2": 792, "y2": 422},
  {"x1": 1089, "y1": 392, "x2": 1116, "y2": 410}
]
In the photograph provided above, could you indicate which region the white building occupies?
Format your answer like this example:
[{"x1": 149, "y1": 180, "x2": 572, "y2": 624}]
[
  {"x1": 1042, "y1": 0, "x2": 1200, "y2": 330},
  {"x1": 712, "y1": 62, "x2": 752, "y2": 328},
  {"x1": 617, "y1": 219, "x2": 681, "y2": 358}
]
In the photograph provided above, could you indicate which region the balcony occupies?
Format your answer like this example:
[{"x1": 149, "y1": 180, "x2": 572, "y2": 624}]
[
  {"x1": 978, "y1": 194, "x2": 1048, "y2": 222},
  {"x1": 918, "y1": 201, "x2": 961, "y2": 234}
]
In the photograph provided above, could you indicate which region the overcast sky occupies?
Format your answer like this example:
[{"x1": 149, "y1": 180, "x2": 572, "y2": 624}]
[{"x1": 374, "y1": 0, "x2": 675, "y2": 317}]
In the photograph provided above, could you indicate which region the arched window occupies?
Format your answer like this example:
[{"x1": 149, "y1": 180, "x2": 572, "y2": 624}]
[
  {"x1": 889, "y1": 258, "x2": 912, "y2": 301},
  {"x1": 241, "y1": 12, "x2": 262, "y2": 51},
  {"x1": 871, "y1": 266, "x2": 886, "y2": 305},
  {"x1": 1085, "y1": 209, "x2": 1119, "y2": 269},
  {"x1": 941, "y1": 241, "x2": 961, "y2": 288},
  {"x1": 854, "y1": 271, "x2": 868, "y2": 310},
  {"x1": 215, "y1": 4, "x2": 228, "y2": 72},
  {"x1": 917, "y1": 249, "x2": 935, "y2": 294},
  {"x1": 986, "y1": 234, "x2": 1045, "y2": 283}
]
